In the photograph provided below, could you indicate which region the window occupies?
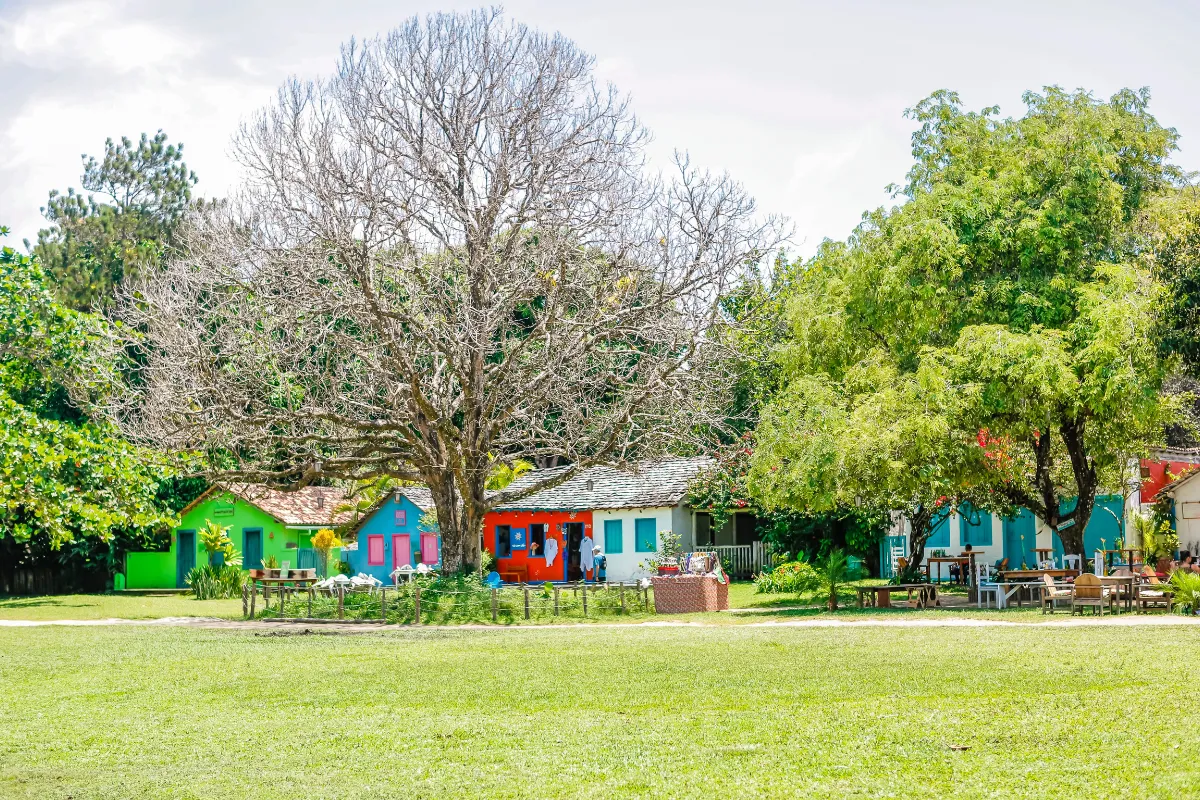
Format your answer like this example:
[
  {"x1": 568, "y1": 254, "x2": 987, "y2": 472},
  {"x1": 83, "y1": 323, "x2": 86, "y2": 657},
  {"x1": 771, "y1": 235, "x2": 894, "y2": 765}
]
[
  {"x1": 959, "y1": 503, "x2": 991, "y2": 546},
  {"x1": 367, "y1": 535, "x2": 385, "y2": 566},
  {"x1": 496, "y1": 525, "x2": 512, "y2": 558},
  {"x1": 394, "y1": 508, "x2": 407, "y2": 527},
  {"x1": 530, "y1": 524, "x2": 547, "y2": 558},
  {"x1": 604, "y1": 519, "x2": 624, "y2": 553},
  {"x1": 420, "y1": 533, "x2": 439, "y2": 564},
  {"x1": 634, "y1": 518, "x2": 657, "y2": 552}
]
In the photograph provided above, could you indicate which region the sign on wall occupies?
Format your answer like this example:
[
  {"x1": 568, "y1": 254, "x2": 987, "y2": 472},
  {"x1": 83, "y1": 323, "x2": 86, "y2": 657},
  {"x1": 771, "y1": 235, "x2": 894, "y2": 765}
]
[
  {"x1": 510, "y1": 527, "x2": 527, "y2": 550},
  {"x1": 394, "y1": 509, "x2": 408, "y2": 526}
]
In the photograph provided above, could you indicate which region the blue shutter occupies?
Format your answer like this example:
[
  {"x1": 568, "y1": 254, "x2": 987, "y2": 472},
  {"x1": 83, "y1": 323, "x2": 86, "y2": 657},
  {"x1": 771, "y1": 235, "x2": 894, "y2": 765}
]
[
  {"x1": 634, "y1": 518, "x2": 657, "y2": 552},
  {"x1": 926, "y1": 509, "x2": 951, "y2": 548},
  {"x1": 604, "y1": 519, "x2": 623, "y2": 553}
]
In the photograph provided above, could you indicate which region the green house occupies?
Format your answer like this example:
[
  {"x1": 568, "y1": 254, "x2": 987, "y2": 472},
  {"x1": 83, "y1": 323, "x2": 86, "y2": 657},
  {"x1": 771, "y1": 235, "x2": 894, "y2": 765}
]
[{"x1": 124, "y1": 485, "x2": 349, "y2": 589}]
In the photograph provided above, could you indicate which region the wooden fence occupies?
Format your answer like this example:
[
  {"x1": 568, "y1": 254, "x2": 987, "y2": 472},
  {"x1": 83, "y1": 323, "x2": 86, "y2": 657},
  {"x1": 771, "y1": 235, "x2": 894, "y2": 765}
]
[{"x1": 713, "y1": 542, "x2": 771, "y2": 579}]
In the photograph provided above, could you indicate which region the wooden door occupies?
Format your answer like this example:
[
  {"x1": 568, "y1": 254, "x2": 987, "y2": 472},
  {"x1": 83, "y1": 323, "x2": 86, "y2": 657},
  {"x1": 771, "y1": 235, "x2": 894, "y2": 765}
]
[
  {"x1": 393, "y1": 535, "x2": 413, "y2": 570},
  {"x1": 176, "y1": 530, "x2": 196, "y2": 588}
]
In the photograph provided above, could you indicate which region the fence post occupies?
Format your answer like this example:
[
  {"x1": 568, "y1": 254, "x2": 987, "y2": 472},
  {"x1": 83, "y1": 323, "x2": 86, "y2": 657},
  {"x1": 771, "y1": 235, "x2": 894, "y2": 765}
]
[
  {"x1": 582, "y1": 582, "x2": 588, "y2": 617},
  {"x1": 414, "y1": 585, "x2": 421, "y2": 625},
  {"x1": 337, "y1": 586, "x2": 345, "y2": 620},
  {"x1": 523, "y1": 586, "x2": 530, "y2": 620},
  {"x1": 242, "y1": 583, "x2": 248, "y2": 618},
  {"x1": 308, "y1": 586, "x2": 313, "y2": 619},
  {"x1": 381, "y1": 588, "x2": 387, "y2": 622},
  {"x1": 250, "y1": 581, "x2": 257, "y2": 618},
  {"x1": 491, "y1": 588, "x2": 498, "y2": 623},
  {"x1": 554, "y1": 585, "x2": 560, "y2": 617},
  {"x1": 620, "y1": 582, "x2": 626, "y2": 614}
]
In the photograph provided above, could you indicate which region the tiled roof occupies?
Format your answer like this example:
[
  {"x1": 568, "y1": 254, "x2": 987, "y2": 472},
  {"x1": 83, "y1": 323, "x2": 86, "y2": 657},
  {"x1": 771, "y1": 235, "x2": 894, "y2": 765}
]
[
  {"x1": 184, "y1": 484, "x2": 353, "y2": 527},
  {"x1": 1160, "y1": 469, "x2": 1200, "y2": 497},
  {"x1": 396, "y1": 486, "x2": 435, "y2": 513},
  {"x1": 495, "y1": 457, "x2": 713, "y2": 511}
]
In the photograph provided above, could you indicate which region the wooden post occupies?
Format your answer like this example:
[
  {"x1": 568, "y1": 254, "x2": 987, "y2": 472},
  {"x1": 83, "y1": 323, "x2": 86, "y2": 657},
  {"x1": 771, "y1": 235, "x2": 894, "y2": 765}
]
[
  {"x1": 523, "y1": 586, "x2": 531, "y2": 620},
  {"x1": 414, "y1": 585, "x2": 421, "y2": 625},
  {"x1": 553, "y1": 585, "x2": 560, "y2": 617},
  {"x1": 242, "y1": 583, "x2": 248, "y2": 618},
  {"x1": 491, "y1": 588, "x2": 498, "y2": 623},
  {"x1": 250, "y1": 582, "x2": 257, "y2": 618},
  {"x1": 620, "y1": 582, "x2": 626, "y2": 614},
  {"x1": 381, "y1": 588, "x2": 387, "y2": 621},
  {"x1": 582, "y1": 582, "x2": 588, "y2": 617},
  {"x1": 308, "y1": 586, "x2": 313, "y2": 619},
  {"x1": 337, "y1": 585, "x2": 345, "y2": 620}
]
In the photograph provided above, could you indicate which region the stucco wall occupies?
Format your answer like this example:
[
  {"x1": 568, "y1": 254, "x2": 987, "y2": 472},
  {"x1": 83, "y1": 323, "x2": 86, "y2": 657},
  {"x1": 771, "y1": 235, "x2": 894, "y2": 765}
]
[
  {"x1": 344, "y1": 495, "x2": 439, "y2": 583},
  {"x1": 1174, "y1": 478, "x2": 1200, "y2": 554},
  {"x1": 592, "y1": 506, "x2": 693, "y2": 581}
]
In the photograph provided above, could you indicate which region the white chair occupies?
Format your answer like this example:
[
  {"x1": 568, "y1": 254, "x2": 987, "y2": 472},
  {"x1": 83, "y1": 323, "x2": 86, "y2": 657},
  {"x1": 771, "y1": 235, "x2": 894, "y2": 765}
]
[
  {"x1": 976, "y1": 563, "x2": 1000, "y2": 608},
  {"x1": 391, "y1": 564, "x2": 415, "y2": 585},
  {"x1": 1062, "y1": 554, "x2": 1081, "y2": 571}
]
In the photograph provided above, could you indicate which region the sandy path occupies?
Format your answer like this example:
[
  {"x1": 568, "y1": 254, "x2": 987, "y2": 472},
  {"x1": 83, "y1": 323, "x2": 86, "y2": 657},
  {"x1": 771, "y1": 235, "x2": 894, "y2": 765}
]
[{"x1": 3, "y1": 614, "x2": 1199, "y2": 632}]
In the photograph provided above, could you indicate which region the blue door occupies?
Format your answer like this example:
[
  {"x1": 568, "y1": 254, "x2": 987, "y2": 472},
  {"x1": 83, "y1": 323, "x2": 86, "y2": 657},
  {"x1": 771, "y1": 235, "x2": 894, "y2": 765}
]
[
  {"x1": 176, "y1": 530, "x2": 196, "y2": 588},
  {"x1": 1003, "y1": 510, "x2": 1036, "y2": 569},
  {"x1": 243, "y1": 529, "x2": 263, "y2": 572}
]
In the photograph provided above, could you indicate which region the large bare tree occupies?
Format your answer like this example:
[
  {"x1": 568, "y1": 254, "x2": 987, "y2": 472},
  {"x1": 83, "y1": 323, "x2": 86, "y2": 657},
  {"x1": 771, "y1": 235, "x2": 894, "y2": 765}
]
[{"x1": 113, "y1": 9, "x2": 782, "y2": 571}]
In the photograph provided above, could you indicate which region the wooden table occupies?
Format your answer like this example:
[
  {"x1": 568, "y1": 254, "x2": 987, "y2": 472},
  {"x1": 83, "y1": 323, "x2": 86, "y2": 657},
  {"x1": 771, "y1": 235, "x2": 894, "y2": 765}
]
[
  {"x1": 1100, "y1": 549, "x2": 1142, "y2": 570},
  {"x1": 925, "y1": 556, "x2": 973, "y2": 584},
  {"x1": 998, "y1": 569, "x2": 1079, "y2": 581},
  {"x1": 856, "y1": 584, "x2": 938, "y2": 609},
  {"x1": 499, "y1": 565, "x2": 528, "y2": 584},
  {"x1": 1099, "y1": 575, "x2": 1136, "y2": 612},
  {"x1": 992, "y1": 582, "x2": 1047, "y2": 609}
]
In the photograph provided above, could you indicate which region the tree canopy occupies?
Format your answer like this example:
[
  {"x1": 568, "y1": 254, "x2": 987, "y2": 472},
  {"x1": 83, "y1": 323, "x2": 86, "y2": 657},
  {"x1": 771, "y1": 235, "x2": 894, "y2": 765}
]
[
  {"x1": 112, "y1": 10, "x2": 780, "y2": 573},
  {"x1": 31, "y1": 131, "x2": 198, "y2": 311},
  {"x1": 751, "y1": 87, "x2": 1182, "y2": 561},
  {"x1": 0, "y1": 229, "x2": 179, "y2": 549}
]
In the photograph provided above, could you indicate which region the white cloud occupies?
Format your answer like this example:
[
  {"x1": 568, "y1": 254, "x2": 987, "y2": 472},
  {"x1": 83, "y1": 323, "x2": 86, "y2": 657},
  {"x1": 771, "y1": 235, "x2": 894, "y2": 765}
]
[{"x1": 1, "y1": 0, "x2": 196, "y2": 73}]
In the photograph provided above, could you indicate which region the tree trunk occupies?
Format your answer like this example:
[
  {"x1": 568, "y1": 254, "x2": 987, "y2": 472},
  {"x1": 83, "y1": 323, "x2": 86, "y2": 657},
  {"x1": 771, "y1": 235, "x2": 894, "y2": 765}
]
[
  {"x1": 906, "y1": 505, "x2": 936, "y2": 572},
  {"x1": 1058, "y1": 418, "x2": 1098, "y2": 559},
  {"x1": 425, "y1": 470, "x2": 486, "y2": 575}
]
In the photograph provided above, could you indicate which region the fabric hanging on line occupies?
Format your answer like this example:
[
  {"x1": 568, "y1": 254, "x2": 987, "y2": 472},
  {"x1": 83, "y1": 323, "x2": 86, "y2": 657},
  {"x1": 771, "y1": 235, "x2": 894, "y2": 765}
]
[
  {"x1": 580, "y1": 536, "x2": 594, "y2": 572},
  {"x1": 544, "y1": 536, "x2": 559, "y2": 567}
]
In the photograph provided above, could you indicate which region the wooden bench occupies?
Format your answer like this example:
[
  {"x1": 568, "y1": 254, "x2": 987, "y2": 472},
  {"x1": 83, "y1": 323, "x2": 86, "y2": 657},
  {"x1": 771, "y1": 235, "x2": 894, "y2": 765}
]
[{"x1": 499, "y1": 565, "x2": 528, "y2": 584}]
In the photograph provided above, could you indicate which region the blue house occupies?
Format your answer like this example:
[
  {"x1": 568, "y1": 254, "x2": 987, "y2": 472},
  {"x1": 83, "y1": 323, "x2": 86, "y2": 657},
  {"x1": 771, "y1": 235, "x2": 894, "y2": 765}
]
[{"x1": 342, "y1": 487, "x2": 441, "y2": 583}]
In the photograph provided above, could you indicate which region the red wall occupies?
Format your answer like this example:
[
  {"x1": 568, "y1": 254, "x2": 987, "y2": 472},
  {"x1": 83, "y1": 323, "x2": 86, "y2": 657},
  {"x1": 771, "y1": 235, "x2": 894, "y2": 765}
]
[
  {"x1": 1142, "y1": 459, "x2": 1200, "y2": 503},
  {"x1": 483, "y1": 509, "x2": 593, "y2": 582}
]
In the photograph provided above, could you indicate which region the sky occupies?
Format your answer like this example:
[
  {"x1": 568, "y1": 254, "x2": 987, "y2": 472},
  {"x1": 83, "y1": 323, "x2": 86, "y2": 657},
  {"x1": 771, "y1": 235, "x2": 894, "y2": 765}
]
[{"x1": 3, "y1": 0, "x2": 1200, "y2": 258}]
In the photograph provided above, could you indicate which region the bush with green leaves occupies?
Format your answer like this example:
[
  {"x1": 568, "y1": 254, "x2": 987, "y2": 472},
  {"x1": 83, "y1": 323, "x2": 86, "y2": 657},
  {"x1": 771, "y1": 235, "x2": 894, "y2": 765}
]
[
  {"x1": 1169, "y1": 569, "x2": 1200, "y2": 614},
  {"x1": 186, "y1": 563, "x2": 244, "y2": 600},
  {"x1": 754, "y1": 561, "x2": 820, "y2": 594}
]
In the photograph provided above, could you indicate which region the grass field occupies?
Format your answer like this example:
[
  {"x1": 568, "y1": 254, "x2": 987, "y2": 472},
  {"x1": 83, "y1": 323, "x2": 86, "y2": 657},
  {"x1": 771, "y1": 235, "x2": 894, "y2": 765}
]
[
  {"x1": 2, "y1": 623, "x2": 1197, "y2": 799},
  {"x1": 0, "y1": 592, "x2": 243, "y2": 621}
]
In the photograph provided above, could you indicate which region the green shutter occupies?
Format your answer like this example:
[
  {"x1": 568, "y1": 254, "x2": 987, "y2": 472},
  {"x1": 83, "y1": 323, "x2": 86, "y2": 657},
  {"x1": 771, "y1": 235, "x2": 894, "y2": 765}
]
[
  {"x1": 604, "y1": 519, "x2": 623, "y2": 553},
  {"x1": 959, "y1": 503, "x2": 991, "y2": 546},
  {"x1": 634, "y1": 518, "x2": 657, "y2": 552}
]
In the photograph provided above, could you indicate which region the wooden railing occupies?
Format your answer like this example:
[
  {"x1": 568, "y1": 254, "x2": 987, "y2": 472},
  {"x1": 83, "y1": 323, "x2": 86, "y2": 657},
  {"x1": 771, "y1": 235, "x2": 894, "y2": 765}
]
[{"x1": 713, "y1": 542, "x2": 769, "y2": 579}]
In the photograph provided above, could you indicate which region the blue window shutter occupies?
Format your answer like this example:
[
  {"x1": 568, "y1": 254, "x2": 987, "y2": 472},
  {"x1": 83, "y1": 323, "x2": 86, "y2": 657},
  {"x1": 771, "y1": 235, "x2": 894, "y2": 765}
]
[
  {"x1": 634, "y1": 518, "x2": 657, "y2": 552},
  {"x1": 604, "y1": 519, "x2": 623, "y2": 553},
  {"x1": 926, "y1": 509, "x2": 951, "y2": 549},
  {"x1": 958, "y1": 503, "x2": 991, "y2": 547}
]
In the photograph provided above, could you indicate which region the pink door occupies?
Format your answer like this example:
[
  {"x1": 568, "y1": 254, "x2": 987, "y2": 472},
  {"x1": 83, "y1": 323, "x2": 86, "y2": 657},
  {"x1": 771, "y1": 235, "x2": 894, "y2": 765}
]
[{"x1": 393, "y1": 535, "x2": 412, "y2": 570}]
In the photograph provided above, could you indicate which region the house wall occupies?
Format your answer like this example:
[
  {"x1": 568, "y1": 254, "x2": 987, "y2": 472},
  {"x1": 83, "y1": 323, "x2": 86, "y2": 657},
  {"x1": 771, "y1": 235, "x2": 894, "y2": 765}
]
[
  {"x1": 1173, "y1": 479, "x2": 1200, "y2": 554},
  {"x1": 483, "y1": 509, "x2": 594, "y2": 582},
  {"x1": 592, "y1": 506, "x2": 693, "y2": 581},
  {"x1": 123, "y1": 492, "x2": 337, "y2": 589},
  {"x1": 343, "y1": 495, "x2": 439, "y2": 583}
]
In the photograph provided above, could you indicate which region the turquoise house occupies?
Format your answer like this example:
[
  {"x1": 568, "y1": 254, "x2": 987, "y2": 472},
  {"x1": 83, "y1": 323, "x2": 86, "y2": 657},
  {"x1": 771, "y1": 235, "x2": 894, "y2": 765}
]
[{"x1": 342, "y1": 487, "x2": 441, "y2": 582}]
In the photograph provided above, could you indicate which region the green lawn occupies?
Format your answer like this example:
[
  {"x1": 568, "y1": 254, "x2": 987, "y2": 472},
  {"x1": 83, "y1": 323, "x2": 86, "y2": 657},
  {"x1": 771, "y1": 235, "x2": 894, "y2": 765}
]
[
  {"x1": 2, "y1": 624, "x2": 1197, "y2": 798},
  {"x1": 0, "y1": 592, "x2": 242, "y2": 621}
]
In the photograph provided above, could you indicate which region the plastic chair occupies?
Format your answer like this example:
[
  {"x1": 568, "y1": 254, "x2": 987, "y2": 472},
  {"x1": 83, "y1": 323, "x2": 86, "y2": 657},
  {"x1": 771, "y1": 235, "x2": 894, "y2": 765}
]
[
  {"x1": 976, "y1": 563, "x2": 1000, "y2": 608},
  {"x1": 1062, "y1": 554, "x2": 1081, "y2": 571}
]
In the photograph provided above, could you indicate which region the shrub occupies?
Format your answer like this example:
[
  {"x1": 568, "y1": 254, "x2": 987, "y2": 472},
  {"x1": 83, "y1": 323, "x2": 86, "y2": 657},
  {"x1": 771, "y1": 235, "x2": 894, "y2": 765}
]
[
  {"x1": 1170, "y1": 569, "x2": 1200, "y2": 614},
  {"x1": 754, "y1": 561, "x2": 820, "y2": 594},
  {"x1": 187, "y1": 564, "x2": 244, "y2": 600}
]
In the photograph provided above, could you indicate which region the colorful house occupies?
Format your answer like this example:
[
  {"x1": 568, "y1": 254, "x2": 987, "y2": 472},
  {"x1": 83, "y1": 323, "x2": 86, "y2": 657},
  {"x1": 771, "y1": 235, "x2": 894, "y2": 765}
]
[
  {"x1": 485, "y1": 458, "x2": 710, "y2": 582},
  {"x1": 340, "y1": 487, "x2": 442, "y2": 582},
  {"x1": 123, "y1": 485, "x2": 350, "y2": 589}
]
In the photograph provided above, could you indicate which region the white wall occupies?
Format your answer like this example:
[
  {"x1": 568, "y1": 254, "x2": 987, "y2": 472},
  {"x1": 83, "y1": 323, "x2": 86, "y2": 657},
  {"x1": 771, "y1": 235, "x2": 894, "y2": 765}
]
[
  {"x1": 591, "y1": 506, "x2": 692, "y2": 581},
  {"x1": 1175, "y1": 478, "x2": 1200, "y2": 554},
  {"x1": 891, "y1": 509, "x2": 1004, "y2": 578}
]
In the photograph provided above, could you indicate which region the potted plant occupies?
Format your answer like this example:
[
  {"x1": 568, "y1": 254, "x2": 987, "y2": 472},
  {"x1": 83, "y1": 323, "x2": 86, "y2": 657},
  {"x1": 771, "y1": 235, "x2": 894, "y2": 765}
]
[
  {"x1": 262, "y1": 554, "x2": 280, "y2": 579},
  {"x1": 640, "y1": 531, "x2": 683, "y2": 576}
]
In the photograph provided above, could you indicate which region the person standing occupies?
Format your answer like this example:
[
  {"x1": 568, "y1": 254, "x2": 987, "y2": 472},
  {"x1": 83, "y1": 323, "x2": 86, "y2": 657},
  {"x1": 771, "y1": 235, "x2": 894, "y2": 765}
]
[{"x1": 592, "y1": 546, "x2": 607, "y2": 583}]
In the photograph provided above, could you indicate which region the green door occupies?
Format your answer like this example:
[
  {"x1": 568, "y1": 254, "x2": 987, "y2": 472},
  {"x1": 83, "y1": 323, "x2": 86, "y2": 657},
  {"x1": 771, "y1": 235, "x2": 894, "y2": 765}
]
[
  {"x1": 176, "y1": 530, "x2": 196, "y2": 588},
  {"x1": 243, "y1": 529, "x2": 263, "y2": 572}
]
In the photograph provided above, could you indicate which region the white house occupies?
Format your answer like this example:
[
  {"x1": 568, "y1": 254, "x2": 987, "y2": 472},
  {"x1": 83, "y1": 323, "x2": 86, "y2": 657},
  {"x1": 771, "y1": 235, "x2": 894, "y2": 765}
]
[{"x1": 1162, "y1": 470, "x2": 1200, "y2": 555}]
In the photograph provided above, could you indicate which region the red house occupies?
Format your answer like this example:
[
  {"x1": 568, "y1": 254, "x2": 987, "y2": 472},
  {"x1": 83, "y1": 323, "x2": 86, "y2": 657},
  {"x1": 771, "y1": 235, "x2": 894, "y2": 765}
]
[{"x1": 1141, "y1": 448, "x2": 1200, "y2": 503}]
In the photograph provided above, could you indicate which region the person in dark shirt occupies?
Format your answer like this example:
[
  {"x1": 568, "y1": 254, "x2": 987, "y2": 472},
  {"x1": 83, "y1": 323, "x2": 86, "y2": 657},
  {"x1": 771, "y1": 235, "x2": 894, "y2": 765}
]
[{"x1": 592, "y1": 546, "x2": 607, "y2": 583}]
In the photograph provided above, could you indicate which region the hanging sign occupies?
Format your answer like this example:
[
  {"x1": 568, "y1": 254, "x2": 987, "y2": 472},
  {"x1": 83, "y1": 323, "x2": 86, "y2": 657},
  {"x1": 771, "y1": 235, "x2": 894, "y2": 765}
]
[{"x1": 510, "y1": 527, "x2": 527, "y2": 550}]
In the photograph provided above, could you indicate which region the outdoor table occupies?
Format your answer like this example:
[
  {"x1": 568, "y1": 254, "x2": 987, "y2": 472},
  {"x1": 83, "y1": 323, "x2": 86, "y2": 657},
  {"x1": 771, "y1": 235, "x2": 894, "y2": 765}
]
[
  {"x1": 993, "y1": 581, "x2": 1045, "y2": 609},
  {"x1": 924, "y1": 556, "x2": 973, "y2": 584},
  {"x1": 998, "y1": 569, "x2": 1079, "y2": 581},
  {"x1": 856, "y1": 584, "x2": 937, "y2": 609},
  {"x1": 1032, "y1": 547, "x2": 1056, "y2": 565},
  {"x1": 1099, "y1": 575, "x2": 1135, "y2": 612},
  {"x1": 1100, "y1": 548, "x2": 1141, "y2": 571}
]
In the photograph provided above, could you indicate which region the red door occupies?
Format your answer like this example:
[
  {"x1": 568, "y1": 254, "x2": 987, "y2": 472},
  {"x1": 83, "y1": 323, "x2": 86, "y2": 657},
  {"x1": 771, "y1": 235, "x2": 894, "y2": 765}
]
[{"x1": 393, "y1": 535, "x2": 413, "y2": 570}]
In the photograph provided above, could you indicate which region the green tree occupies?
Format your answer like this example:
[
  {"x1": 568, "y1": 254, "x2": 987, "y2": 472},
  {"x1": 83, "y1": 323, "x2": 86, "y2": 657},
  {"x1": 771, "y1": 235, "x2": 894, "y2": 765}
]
[
  {"x1": 31, "y1": 131, "x2": 198, "y2": 310},
  {"x1": 752, "y1": 87, "x2": 1181, "y2": 562},
  {"x1": 0, "y1": 229, "x2": 179, "y2": 565}
]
